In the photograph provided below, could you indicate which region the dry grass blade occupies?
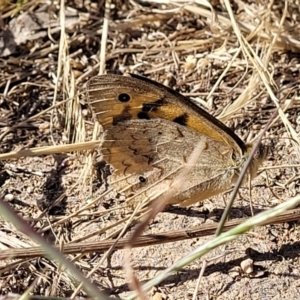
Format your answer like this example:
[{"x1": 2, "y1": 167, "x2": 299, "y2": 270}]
[
  {"x1": 127, "y1": 141, "x2": 206, "y2": 247},
  {"x1": 124, "y1": 141, "x2": 206, "y2": 296},
  {"x1": 0, "y1": 207, "x2": 299, "y2": 261},
  {"x1": 216, "y1": 105, "x2": 277, "y2": 236},
  {"x1": 0, "y1": 141, "x2": 101, "y2": 160}
]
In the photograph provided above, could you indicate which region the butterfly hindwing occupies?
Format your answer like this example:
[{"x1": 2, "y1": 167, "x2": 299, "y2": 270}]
[{"x1": 102, "y1": 119, "x2": 237, "y2": 205}]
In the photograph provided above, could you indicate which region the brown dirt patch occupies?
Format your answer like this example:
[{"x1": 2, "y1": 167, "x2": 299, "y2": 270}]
[{"x1": 1, "y1": 0, "x2": 300, "y2": 298}]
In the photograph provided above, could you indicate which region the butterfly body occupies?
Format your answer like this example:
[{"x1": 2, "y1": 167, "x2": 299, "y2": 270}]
[{"x1": 87, "y1": 74, "x2": 266, "y2": 207}]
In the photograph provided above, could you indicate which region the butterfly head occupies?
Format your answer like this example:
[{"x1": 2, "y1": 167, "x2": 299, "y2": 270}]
[{"x1": 244, "y1": 143, "x2": 268, "y2": 178}]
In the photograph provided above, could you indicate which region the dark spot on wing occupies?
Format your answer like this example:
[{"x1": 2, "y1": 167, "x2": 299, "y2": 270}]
[
  {"x1": 137, "y1": 112, "x2": 150, "y2": 119},
  {"x1": 173, "y1": 113, "x2": 188, "y2": 126},
  {"x1": 112, "y1": 105, "x2": 132, "y2": 125},
  {"x1": 142, "y1": 98, "x2": 166, "y2": 112}
]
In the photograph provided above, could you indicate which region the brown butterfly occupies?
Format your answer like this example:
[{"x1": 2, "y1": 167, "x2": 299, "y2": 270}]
[{"x1": 87, "y1": 74, "x2": 266, "y2": 207}]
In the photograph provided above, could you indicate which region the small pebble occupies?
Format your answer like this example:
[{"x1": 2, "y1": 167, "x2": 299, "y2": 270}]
[
  {"x1": 4, "y1": 194, "x2": 14, "y2": 201},
  {"x1": 241, "y1": 258, "x2": 254, "y2": 274}
]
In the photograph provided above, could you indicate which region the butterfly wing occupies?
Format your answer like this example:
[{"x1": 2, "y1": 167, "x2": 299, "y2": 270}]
[
  {"x1": 86, "y1": 74, "x2": 265, "y2": 206},
  {"x1": 102, "y1": 119, "x2": 237, "y2": 206},
  {"x1": 87, "y1": 74, "x2": 246, "y2": 156}
]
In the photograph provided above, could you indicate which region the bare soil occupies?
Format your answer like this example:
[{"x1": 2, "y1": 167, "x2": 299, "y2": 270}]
[{"x1": 1, "y1": 0, "x2": 300, "y2": 298}]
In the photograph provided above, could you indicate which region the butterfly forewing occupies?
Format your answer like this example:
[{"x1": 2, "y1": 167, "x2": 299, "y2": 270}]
[{"x1": 87, "y1": 74, "x2": 246, "y2": 155}]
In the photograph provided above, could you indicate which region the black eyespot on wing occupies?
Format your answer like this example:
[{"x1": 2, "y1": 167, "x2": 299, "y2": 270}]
[
  {"x1": 118, "y1": 93, "x2": 131, "y2": 102},
  {"x1": 173, "y1": 113, "x2": 188, "y2": 126},
  {"x1": 137, "y1": 112, "x2": 150, "y2": 119},
  {"x1": 139, "y1": 176, "x2": 147, "y2": 183}
]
